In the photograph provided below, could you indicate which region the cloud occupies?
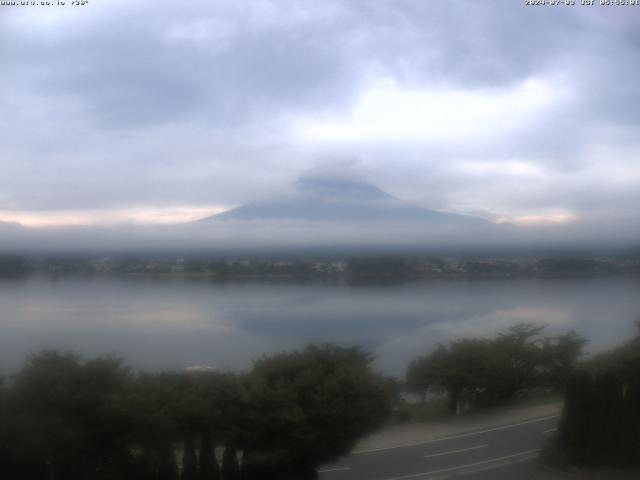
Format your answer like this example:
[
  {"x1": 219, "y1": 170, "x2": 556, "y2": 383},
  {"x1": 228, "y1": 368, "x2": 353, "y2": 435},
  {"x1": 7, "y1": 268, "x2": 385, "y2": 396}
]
[
  {"x1": 294, "y1": 77, "x2": 568, "y2": 144},
  {"x1": 0, "y1": 206, "x2": 227, "y2": 227},
  {"x1": 0, "y1": 0, "x2": 639, "y2": 235}
]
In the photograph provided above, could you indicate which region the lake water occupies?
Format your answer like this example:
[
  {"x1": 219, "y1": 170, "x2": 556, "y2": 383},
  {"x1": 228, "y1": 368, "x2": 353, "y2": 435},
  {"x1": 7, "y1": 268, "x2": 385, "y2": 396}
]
[{"x1": 1, "y1": 275, "x2": 639, "y2": 376}]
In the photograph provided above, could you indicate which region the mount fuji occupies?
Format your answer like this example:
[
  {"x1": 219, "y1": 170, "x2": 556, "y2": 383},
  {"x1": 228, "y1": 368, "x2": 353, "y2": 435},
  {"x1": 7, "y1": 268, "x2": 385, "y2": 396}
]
[{"x1": 201, "y1": 176, "x2": 489, "y2": 225}]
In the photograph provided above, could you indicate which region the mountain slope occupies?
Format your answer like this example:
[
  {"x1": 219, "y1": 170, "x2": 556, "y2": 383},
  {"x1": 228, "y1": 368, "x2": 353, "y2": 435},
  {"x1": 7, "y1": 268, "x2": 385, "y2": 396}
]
[{"x1": 201, "y1": 177, "x2": 488, "y2": 225}]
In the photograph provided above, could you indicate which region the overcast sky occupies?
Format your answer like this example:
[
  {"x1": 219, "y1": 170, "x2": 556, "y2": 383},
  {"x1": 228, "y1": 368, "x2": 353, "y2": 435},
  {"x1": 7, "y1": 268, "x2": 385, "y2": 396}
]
[{"x1": 1, "y1": 0, "x2": 639, "y2": 229}]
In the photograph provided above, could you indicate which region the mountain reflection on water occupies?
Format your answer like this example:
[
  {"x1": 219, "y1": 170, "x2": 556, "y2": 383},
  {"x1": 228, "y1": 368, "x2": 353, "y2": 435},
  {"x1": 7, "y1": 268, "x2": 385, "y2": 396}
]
[{"x1": 1, "y1": 275, "x2": 639, "y2": 375}]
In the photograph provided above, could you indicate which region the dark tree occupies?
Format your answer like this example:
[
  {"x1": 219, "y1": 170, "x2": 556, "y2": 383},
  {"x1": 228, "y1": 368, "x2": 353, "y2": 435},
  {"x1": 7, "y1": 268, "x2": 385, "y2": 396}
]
[
  {"x1": 182, "y1": 434, "x2": 198, "y2": 480},
  {"x1": 198, "y1": 431, "x2": 220, "y2": 480},
  {"x1": 128, "y1": 373, "x2": 183, "y2": 480},
  {"x1": 0, "y1": 345, "x2": 390, "y2": 480},
  {"x1": 540, "y1": 331, "x2": 587, "y2": 391},
  {"x1": 157, "y1": 444, "x2": 180, "y2": 480},
  {"x1": 7, "y1": 351, "x2": 135, "y2": 480},
  {"x1": 407, "y1": 324, "x2": 586, "y2": 414},
  {"x1": 239, "y1": 345, "x2": 390, "y2": 477},
  {"x1": 407, "y1": 339, "x2": 498, "y2": 414},
  {"x1": 221, "y1": 444, "x2": 240, "y2": 480},
  {"x1": 559, "y1": 327, "x2": 640, "y2": 467}
]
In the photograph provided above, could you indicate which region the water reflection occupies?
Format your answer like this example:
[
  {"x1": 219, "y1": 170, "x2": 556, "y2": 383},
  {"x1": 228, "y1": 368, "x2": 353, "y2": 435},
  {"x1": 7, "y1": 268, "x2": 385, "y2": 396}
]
[{"x1": 0, "y1": 275, "x2": 639, "y2": 375}]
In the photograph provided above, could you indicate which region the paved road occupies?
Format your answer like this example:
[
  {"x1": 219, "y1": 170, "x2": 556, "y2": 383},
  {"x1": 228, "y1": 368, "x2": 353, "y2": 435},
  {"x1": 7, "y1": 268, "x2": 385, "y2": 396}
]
[{"x1": 318, "y1": 414, "x2": 560, "y2": 480}]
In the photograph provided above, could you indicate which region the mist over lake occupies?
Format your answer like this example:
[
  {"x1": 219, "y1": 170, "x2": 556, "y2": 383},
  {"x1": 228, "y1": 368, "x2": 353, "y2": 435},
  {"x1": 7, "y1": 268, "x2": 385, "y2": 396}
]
[{"x1": 2, "y1": 275, "x2": 639, "y2": 376}]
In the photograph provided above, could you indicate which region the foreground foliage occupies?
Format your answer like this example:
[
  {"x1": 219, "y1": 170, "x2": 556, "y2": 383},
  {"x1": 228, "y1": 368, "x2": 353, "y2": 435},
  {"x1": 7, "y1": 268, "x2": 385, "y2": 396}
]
[
  {"x1": 406, "y1": 324, "x2": 585, "y2": 414},
  {"x1": 0, "y1": 345, "x2": 390, "y2": 480},
  {"x1": 559, "y1": 324, "x2": 640, "y2": 468}
]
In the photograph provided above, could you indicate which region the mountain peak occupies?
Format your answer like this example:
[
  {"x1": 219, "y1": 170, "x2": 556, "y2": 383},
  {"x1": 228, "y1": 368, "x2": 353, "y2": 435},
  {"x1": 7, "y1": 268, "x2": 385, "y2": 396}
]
[{"x1": 294, "y1": 176, "x2": 393, "y2": 202}]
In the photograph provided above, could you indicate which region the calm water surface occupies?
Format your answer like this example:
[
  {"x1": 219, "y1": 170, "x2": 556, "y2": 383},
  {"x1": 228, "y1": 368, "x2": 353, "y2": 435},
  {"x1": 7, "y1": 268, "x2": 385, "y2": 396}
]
[{"x1": 1, "y1": 275, "x2": 639, "y2": 375}]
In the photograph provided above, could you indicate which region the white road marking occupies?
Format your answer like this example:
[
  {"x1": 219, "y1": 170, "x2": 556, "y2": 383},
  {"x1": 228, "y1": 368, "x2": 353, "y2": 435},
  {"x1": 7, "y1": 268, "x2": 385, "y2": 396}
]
[
  {"x1": 317, "y1": 466, "x2": 352, "y2": 473},
  {"x1": 424, "y1": 444, "x2": 488, "y2": 459},
  {"x1": 353, "y1": 414, "x2": 560, "y2": 455},
  {"x1": 458, "y1": 451, "x2": 539, "y2": 475},
  {"x1": 542, "y1": 428, "x2": 557, "y2": 434},
  {"x1": 458, "y1": 461, "x2": 512, "y2": 476},
  {"x1": 380, "y1": 449, "x2": 541, "y2": 480}
]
